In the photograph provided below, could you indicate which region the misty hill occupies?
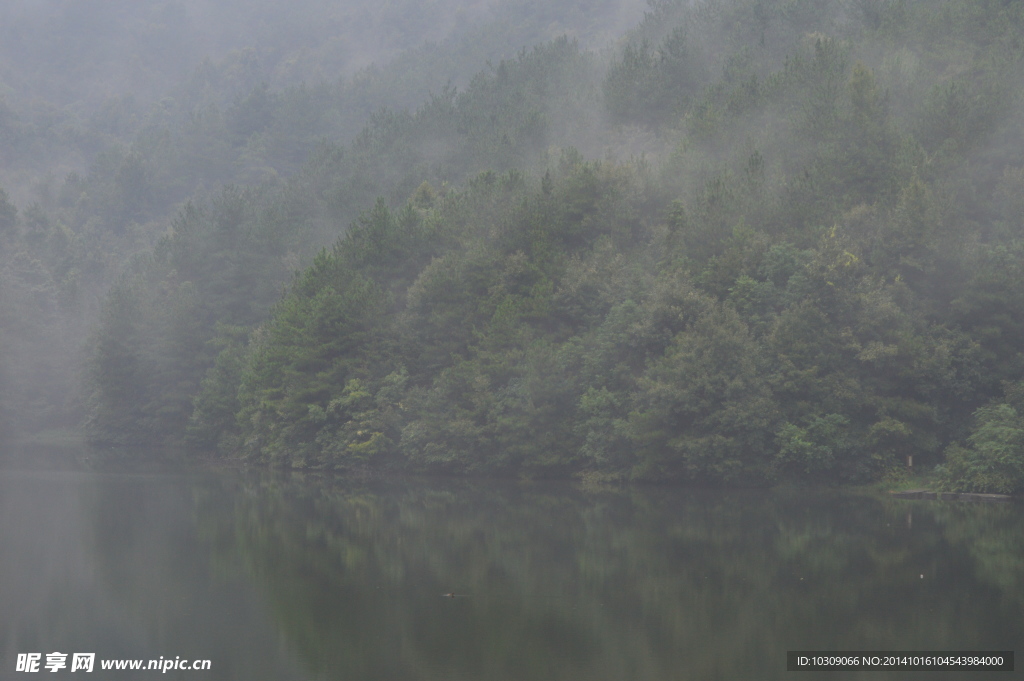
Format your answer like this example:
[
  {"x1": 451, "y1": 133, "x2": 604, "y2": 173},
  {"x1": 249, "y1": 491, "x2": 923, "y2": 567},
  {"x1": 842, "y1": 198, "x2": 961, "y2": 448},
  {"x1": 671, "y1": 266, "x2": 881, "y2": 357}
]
[
  {"x1": 5, "y1": 0, "x2": 1024, "y2": 492},
  {"x1": 0, "y1": 0, "x2": 644, "y2": 437},
  {"x1": 0, "y1": 0, "x2": 644, "y2": 198}
]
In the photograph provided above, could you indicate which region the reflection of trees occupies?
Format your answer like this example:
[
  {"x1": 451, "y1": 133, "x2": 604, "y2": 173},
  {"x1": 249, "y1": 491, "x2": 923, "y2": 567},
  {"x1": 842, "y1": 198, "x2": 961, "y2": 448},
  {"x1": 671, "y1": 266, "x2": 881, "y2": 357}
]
[
  {"x1": 78, "y1": 471, "x2": 309, "y2": 681},
  {"x1": 929, "y1": 502, "x2": 1024, "y2": 604},
  {"x1": 194, "y1": 477, "x2": 1024, "y2": 681}
]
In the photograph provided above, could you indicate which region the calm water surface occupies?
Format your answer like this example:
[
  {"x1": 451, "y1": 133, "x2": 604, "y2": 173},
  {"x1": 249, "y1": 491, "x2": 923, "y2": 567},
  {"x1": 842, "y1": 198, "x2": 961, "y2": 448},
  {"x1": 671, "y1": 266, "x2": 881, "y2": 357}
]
[{"x1": 1, "y1": 448, "x2": 1021, "y2": 680}]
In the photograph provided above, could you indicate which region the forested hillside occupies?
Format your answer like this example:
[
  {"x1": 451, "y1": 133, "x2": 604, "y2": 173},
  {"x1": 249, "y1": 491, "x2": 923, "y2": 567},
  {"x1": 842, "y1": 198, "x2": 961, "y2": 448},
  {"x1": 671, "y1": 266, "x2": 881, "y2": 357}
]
[
  {"x1": 0, "y1": 0, "x2": 642, "y2": 437},
  {"x1": 6, "y1": 0, "x2": 1024, "y2": 491}
]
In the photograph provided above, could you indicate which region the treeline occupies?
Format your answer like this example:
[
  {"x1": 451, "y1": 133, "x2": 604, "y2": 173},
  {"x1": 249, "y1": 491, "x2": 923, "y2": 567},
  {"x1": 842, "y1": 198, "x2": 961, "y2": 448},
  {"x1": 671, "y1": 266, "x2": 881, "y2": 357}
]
[
  {"x1": 66, "y1": 0, "x2": 1024, "y2": 490},
  {"x1": 0, "y1": 0, "x2": 619, "y2": 438},
  {"x1": 82, "y1": 38, "x2": 600, "y2": 445}
]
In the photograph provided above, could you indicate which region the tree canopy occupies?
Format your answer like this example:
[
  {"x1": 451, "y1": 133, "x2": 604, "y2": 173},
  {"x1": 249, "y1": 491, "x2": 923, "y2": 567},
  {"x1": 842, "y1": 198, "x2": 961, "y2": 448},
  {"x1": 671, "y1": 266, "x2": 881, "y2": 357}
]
[{"x1": 3, "y1": 0, "x2": 1024, "y2": 490}]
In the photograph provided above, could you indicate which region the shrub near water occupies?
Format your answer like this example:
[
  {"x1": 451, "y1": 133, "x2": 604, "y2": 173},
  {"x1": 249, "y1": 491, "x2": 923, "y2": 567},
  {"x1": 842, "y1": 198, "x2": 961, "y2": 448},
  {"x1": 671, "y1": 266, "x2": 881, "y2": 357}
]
[{"x1": 941, "y1": 383, "x2": 1024, "y2": 494}]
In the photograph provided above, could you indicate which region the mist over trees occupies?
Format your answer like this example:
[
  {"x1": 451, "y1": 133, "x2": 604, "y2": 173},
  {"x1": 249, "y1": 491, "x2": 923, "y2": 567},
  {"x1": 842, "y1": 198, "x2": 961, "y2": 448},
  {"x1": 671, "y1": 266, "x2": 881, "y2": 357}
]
[
  {"x1": 0, "y1": 0, "x2": 642, "y2": 437},
  {"x1": 3, "y1": 0, "x2": 1024, "y2": 491}
]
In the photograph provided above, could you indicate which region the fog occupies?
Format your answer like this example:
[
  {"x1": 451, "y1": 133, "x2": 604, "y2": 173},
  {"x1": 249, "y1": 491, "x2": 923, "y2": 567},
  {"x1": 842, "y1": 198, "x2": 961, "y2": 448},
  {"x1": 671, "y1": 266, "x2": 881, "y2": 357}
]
[
  {"x1": 0, "y1": 0, "x2": 647, "y2": 442},
  {"x1": 4, "y1": 6, "x2": 1024, "y2": 678},
  {"x1": 0, "y1": 0, "x2": 647, "y2": 110},
  {"x1": 0, "y1": 0, "x2": 1022, "y2": 492}
]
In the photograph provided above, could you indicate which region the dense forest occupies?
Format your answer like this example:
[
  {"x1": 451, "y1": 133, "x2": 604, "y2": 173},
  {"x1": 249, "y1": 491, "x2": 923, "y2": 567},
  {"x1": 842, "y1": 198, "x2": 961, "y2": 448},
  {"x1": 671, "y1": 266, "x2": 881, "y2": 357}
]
[{"x1": 3, "y1": 0, "x2": 1024, "y2": 492}]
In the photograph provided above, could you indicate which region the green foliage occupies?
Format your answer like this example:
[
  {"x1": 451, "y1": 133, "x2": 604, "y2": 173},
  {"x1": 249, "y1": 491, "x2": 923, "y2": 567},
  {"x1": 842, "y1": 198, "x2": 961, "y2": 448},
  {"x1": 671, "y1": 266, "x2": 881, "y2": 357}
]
[
  {"x1": 630, "y1": 303, "x2": 777, "y2": 483},
  {"x1": 775, "y1": 413, "x2": 851, "y2": 477},
  {"x1": 604, "y1": 28, "x2": 705, "y2": 126},
  {"x1": 186, "y1": 324, "x2": 252, "y2": 451},
  {"x1": 941, "y1": 403, "x2": 1024, "y2": 494},
  {"x1": 60, "y1": 0, "x2": 1024, "y2": 490},
  {"x1": 83, "y1": 276, "x2": 150, "y2": 444},
  {"x1": 940, "y1": 381, "x2": 1024, "y2": 494},
  {"x1": 236, "y1": 262, "x2": 391, "y2": 467}
]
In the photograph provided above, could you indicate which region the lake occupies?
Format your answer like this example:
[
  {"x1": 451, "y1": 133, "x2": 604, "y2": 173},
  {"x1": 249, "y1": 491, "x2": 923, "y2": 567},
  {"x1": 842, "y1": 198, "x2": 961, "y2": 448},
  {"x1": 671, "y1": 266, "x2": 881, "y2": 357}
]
[{"x1": 1, "y1": 447, "x2": 1020, "y2": 680}]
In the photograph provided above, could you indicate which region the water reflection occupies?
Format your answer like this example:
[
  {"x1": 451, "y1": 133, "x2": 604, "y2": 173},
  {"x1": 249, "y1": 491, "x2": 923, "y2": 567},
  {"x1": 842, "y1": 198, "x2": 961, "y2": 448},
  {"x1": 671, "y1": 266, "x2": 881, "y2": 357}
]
[
  {"x1": 212, "y1": 478, "x2": 1021, "y2": 680},
  {"x1": 0, "y1": 466, "x2": 306, "y2": 681},
  {"x1": 1, "y1": 454, "x2": 1022, "y2": 680}
]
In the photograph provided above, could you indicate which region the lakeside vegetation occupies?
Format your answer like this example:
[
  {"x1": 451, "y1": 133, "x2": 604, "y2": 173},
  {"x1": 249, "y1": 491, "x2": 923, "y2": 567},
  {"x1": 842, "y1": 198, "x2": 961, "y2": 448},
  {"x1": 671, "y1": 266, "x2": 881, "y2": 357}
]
[{"x1": 2, "y1": 0, "x2": 1024, "y2": 491}]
